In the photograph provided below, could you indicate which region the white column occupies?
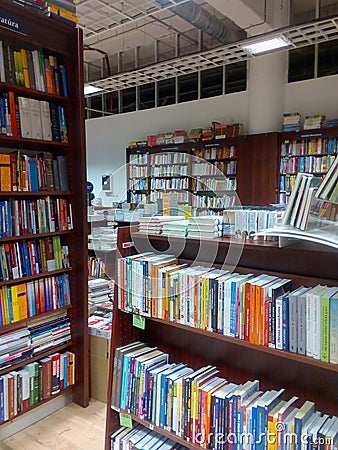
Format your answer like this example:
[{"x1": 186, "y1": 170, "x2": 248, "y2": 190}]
[{"x1": 247, "y1": 52, "x2": 287, "y2": 134}]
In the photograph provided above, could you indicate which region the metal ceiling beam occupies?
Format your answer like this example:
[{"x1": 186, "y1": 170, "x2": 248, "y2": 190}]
[{"x1": 84, "y1": 15, "x2": 338, "y2": 95}]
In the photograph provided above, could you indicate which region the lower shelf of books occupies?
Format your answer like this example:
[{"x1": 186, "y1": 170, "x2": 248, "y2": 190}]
[
  {"x1": 0, "y1": 348, "x2": 75, "y2": 426},
  {"x1": 108, "y1": 340, "x2": 337, "y2": 450}
]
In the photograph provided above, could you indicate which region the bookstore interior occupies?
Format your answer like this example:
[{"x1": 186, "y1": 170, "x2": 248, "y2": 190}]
[{"x1": 0, "y1": 0, "x2": 337, "y2": 449}]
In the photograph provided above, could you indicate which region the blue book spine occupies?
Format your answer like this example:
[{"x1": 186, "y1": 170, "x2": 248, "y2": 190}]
[
  {"x1": 0, "y1": 97, "x2": 6, "y2": 134},
  {"x1": 282, "y1": 294, "x2": 290, "y2": 351},
  {"x1": 230, "y1": 281, "x2": 237, "y2": 336},
  {"x1": 120, "y1": 355, "x2": 130, "y2": 410},
  {"x1": 256, "y1": 404, "x2": 267, "y2": 450},
  {"x1": 59, "y1": 64, "x2": 68, "y2": 97},
  {"x1": 7, "y1": 287, "x2": 13, "y2": 323},
  {"x1": 151, "y1": 372, "x2": 159, "y2": 424},
  {"x1": 63, "y1": 353, "x2": 69, "y2": 388},
  {"x1": 159, "y1": 372, "x2": 167, "y2": 428}
]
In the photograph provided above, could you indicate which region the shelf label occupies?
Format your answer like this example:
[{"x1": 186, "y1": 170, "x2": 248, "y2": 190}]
[
  {"x1": 133, "y1": 315, "x2": 146, "y2": 330},
  {"x1": 119, "y1": 413, "x2": 133, "y2": 428},
  {"x1": 149, "y1": 424, "x2": 154, "y2": 430},
  {"x1": 122, "y1": 241, "x2": 134, "y2": 249}
]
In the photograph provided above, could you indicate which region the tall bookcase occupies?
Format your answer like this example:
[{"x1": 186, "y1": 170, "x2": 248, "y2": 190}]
[
  {"x1": 278, "y1": 127, "x2": 338, "y2": 203},
  {"x1": 0, "y1": 0, "x2": 88, "y2": 432},
  {"x1": 104, "y1": 227, "x2": 337, "y2": 449}
]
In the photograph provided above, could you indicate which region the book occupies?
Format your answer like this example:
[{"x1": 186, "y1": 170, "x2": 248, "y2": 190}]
[{"x1": 17, "y1": 96, "x2": 32, "y2": 139}]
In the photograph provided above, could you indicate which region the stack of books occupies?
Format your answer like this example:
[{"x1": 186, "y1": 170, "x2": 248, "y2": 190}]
[
  {"x1": 304, "y1": 114, "x2": 326, "y2": 130},
  {"x1": 29, "y1": 311, "x2": 71, "y2": 354},
  {"x1": 88, "y1": 310, "x2": 112, "y2": 338},
  {"x1": 161, "y1": 219, "x2": 189, "y2": 237},
  {"x1": 88, "y1": 278, "x2": 113, "y2": 305},
  {"x1": 283, "y1": 112, "x2": 301, "y2": 132},
  {"x1": 0, "y1": 328, "x2": 31, "y2": 369},
  {"x1": 138, "y1": 216, "x2": 185, "y2": 234},
  {"x1": 323, "y1": 117, "x2": 338, "y2": 128},
  {"x1": 43, "y1": 0, "x2": 78, "y2": 27},
  {"x1": 187, "y1": 215, "x2": 223, "y2": 239}
]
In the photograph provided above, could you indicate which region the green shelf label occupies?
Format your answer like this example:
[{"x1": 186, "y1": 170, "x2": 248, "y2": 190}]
[
  {"x1": 133, "y1": 314, "x2": 146, "y2": 330},
  {"x1": 119, "y1": 412, "x2": 133, "y2": 428}
]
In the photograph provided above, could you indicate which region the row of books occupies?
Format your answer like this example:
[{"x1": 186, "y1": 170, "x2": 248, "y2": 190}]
[
  {"x1": 129, "y1": 179, "x2": 148, "y2": 191},
  {"x1": 0, "y1": 151, "x2": 69, "y2": 192},
  {"x1": 191, "y1": 194, "x2": 237, "y2": 209},
  {"x1": 282, "y1": 112, "x2": 301, "y2": 132},
  {"x1": 88, "y1": 257, "x2": 106, "y2": 279},
  {"x1": 129, "y1": 154, "x2": 148, "y2": 164},
  {"x1": 0, "y1": 41, "x2": 68, "y2": 95},
  {"x1": 279, "y1": 174, "x2": 298, "y2": 195},
  {"x1": 0, "y1": 273, "x2": 71, "y2": 326},
  {"x1": 130, "y1": 193, "x2": 147, "y2": 205},
  {"x1": 147, "y1": 130, "x2": 187, "y2": 146},
  {"x1": 192, "y1": 178, "x2": 236, "y2": 192},
  {"x1": 150, "y1": 178, "x2": 189, "y2": 190},
  {"x1": 150, "y1": 153, "x2": 190, "y2": 165},
  {"x1": 315, "y1": 156, "x2": 338, "y2": 202},
  {"x1": 111, "y1": 424, "x2": 188, "y2": 450},
  {"x1": 193, "y1": 145, "x2": 237, "y2": 160},
  {"x1": 117, "y1": 254, "x2": 338, "y2": 362},
  {"x1": 129, "y1": 166, "x2": 148, "y2": 178},
  {"x1": 280, "y1": 138, "x2": 338, "y2": 156},
  {"x1": 192, "y1": 161, "x2": 237, "y2": 176},
  {"x1": 0, "y1": 350, "x2": 75, "y2": 424},
  {"x1": 112, "y1": 341, "x2": 337, "y2": 449},
  {"x1": 138, "y1": 216, "x2": 185, "y2": 235},
  {"x1": 280, "y1": 154, "x2": 335, "y2": 175},
  {"x1": 229, "y1": 206, "x2": 282, "y2": 239},
  {"x1": 0, "y1": 197, "x2": 73, "y2": 237},
  {"x1": 150, "y1": 191, "x2": 189, "y2": 205},
  {"x1": 151, "y1": 165, "x2": 189, "y2": 177},
  {"x1": 0, "y1": 235, "x2": 68, "y2": 281}
]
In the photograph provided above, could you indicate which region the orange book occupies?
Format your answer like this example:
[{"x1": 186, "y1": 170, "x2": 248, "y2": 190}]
[
  {"x1": 17, "y1": 283, "x2": 28, "y2": 320},
  {"x1": 7, "y1": 374, "x2": 15, "y2": 419},
  {"x1": 0, "y1": 153, "x2": 12, "y2": 191}
]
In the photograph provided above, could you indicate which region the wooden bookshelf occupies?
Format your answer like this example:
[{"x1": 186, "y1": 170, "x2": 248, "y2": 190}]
[
  {"x1": 0, "y1": 0, "x2": 89, "y2": 430},
  {"x1": 105, "y1": 226, "x2": 337, "y2": 449},
  {"x1": 278, "y1": 127, "x2": 338, "y2": 203},
  {"x1": 126, "y1": 133, "x2": 281, "y2": 208}
]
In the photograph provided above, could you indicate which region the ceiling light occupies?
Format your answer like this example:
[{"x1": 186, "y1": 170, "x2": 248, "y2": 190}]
[
  {"x1": 84, "y1": 84, "x2": 103, "y2": 95},
  {"x1": 242, "y1": 36, "x2": 292, "y2": 55}
]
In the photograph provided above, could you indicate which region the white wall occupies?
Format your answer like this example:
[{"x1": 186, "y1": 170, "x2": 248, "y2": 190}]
[
  {"x1": 86, "y1": 91, "x2": 249, "y2": 202},
  {"x1": 86, "y1": 62, "x2": 338, "y2": 204}
]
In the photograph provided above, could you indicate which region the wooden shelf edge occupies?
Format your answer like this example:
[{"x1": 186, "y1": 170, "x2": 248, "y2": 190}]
[
  {"x1": 120, "y1": 310, "x2": 338, "y2": 373},
  {"x1": 0, "y1": 191, "x2": 71, "y2": 197},
  {"x1": 0, "y1": 267, "x2": 72, "y2": 287},
  {"x1": 0, "y1": 341, "x2": 72, "y2": 376},
  {"x1": 110, "y1": 407, "x2": 199, "y2": 450},
  {"x1": 0, "y1": 81, "x2": 68, "y2": 102},
  {"x1": 0, "y1": 230, "x2": 72, "y2": 243},
  {"x1": 0, "y1": 305, "x2": 72, "y2": 334}
]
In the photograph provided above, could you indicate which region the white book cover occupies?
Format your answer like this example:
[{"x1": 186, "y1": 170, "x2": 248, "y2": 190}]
[
  {"x1": 18, "y1": 96, "x2": 32, "y2": 139},
  {"x1": 330, "y1": 291, "x2": 338, "y2": 364},
  {"x1": 30, "y1": 98, "x2": 43, "y2": 140},
  {"x1": 40, "y1": 100, "x2": 53, "y2": 141}
]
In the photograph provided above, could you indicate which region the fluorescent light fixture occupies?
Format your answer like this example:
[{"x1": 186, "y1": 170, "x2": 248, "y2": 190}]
[
  {"x1": 242, "y1": 36, "x2": 291, "y2": 55},
  {"x1": 84, "y1": 84, "x2": 103, "y2": 95}
]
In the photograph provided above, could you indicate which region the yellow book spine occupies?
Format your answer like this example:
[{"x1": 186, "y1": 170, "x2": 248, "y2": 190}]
[{"x1": 10, "y1": 285, "x2": 20, "y2": 323}]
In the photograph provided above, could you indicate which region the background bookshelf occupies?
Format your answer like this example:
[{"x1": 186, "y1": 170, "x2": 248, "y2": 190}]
[
  {"x1": 104, "y1": 227, "x2": 337, "y2": 449},
  {"x1": 278, "y1": 127, "x2": 338, "y2": 203},
  {"x1": 0, "y1": 0, "x2": 88, "y2": 434},
  {"x1": 126, "y1": 133, "x2": 280, "y2": 209}
]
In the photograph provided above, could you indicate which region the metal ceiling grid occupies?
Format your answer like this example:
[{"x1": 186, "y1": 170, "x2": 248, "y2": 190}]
[
  {"x1": 85, "y1": 15, "x2": 338, "y2": 95},
  {"x1": 75, "y1": 0, "x2": 191, "y2": 40}
]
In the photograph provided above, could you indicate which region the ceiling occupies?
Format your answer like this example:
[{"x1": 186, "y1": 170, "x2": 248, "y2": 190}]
[{"x1": 74, "y1": 0, "x2": 338, "y2": 89}]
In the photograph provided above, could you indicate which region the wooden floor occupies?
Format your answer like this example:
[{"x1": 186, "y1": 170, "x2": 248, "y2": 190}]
[{"x1": 2, "y1": 399, "x2": 106, "y2": 450}]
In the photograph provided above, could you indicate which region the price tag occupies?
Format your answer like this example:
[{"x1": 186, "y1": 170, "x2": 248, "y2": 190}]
[
  {"x1": 119, "y1": 413, "x2": 133, "y2": 428},
  {"x1": 133, "y1": 315, "x2": 146, "y2": 330}
]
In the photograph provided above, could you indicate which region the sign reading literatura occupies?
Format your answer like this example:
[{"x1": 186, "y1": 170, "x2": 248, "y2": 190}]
[{"x1": 0, "y1": 12, "x2": 27, "y2": 35}]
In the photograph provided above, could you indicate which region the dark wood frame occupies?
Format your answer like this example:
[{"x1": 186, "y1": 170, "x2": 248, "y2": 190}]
[
  {"x1": 105, "y1": 225, "x2": 337, "y2": 449},
  {"x1": 0, "y1": 0, "x2": 89, "y2": 422}
]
